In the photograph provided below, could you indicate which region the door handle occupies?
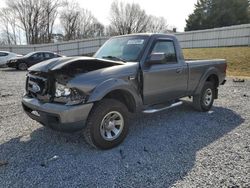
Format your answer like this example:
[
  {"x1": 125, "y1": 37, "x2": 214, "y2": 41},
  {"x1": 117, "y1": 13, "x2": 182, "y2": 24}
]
[{"x1": 176, "y1": 68, "x2": 183, "y2": 73}]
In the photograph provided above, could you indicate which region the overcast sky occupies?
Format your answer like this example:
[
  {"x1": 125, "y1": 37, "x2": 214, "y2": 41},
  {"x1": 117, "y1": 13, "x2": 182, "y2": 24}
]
[
  {"x1": 0, "y1": 0, "x2": 197, "y2": 32},
  {"x1": 76, "y1": 0, "x2": 197, "y2": 32}
]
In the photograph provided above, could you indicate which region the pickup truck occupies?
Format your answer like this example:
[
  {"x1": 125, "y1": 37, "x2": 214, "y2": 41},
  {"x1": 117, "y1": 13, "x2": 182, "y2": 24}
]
[{"x1": 22, "y1": 34, "x2": 227, "y2": 149}]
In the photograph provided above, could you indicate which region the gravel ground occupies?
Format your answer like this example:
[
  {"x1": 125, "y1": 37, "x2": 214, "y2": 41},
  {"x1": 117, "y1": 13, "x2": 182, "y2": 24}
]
[{"x1": 0, "y1": 68, "x2": 249, "y2": 188}]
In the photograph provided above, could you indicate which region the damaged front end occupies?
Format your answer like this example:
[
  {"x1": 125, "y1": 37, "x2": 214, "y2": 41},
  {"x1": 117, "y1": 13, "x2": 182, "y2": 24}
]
[
  {"x1": 26, "y1": 71, "x2": 86, "y2": 106},
  {"x1": 22, "y1": 56, "x2": 140, "y2": 132},
  {"x1": 25, "y1": 57, "x2": 123, "y2": 106}
]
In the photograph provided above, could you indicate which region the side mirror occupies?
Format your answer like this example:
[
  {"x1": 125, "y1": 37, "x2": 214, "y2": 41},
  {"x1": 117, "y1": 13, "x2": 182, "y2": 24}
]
[{"x1": 146, "y1": 53, "x2": 166, "y2": 65}]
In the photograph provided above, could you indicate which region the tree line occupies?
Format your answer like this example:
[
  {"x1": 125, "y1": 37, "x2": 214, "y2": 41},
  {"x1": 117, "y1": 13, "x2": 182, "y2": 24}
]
[
  {"x1": 185, "y1": 0, "x2": 250, "y2": 31},
  {"x1": 0, "y1": 0, "x2": 170, "y2": 45}
]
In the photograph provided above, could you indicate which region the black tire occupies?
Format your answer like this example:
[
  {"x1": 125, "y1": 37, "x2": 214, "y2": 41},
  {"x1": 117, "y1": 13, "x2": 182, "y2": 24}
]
[
  {"x1": 18, "y1": 63, "x2": 28, "y2": 71},
  {"x1": 193, "y1": 81, "x2": 215, "y2": 112},
  {"x1": 84, "y1": 99, "x2": 129, "y2": 149}
]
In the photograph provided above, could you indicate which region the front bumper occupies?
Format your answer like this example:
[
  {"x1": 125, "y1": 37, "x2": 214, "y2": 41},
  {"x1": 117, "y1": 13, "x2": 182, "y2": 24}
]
[
  {"x1": 6, "y1": 61, "x2": 17, "y2": 68},
  {"x1": 22, "y1": 95, "x2": 93, "y2": 132}
]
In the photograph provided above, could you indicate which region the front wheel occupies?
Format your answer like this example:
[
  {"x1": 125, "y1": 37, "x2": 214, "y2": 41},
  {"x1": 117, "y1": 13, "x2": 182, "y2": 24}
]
[
  {"x1": 18, "y1": 63, "x2": 28, "y2": 71},
  {"x1": 193, "y1": 81, "x2": 215, "y2": 112},
  {"x1": 84, "y1": 99, "x2": 129, "y2": 149}
]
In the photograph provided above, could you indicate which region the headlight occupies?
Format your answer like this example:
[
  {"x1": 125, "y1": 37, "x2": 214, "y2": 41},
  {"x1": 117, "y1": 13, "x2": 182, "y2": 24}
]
[
  {"x1": 55, "y1": 83, "x2": 71, "y2": 97},
  {"x1": 54, "y1": 82, "x2": 86, "y2": 105}
]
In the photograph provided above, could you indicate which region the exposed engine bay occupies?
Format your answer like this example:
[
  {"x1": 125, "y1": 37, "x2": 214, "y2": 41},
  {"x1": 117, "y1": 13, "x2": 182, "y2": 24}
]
[{"x1": 53, "y1": 59, "x2": 122, "y2": 84}]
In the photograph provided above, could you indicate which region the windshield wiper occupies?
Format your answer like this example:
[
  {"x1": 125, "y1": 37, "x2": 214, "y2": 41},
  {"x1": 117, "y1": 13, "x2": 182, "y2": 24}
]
[{"x1": 102, "y1": 56, "x2": 126, "y2": 62}]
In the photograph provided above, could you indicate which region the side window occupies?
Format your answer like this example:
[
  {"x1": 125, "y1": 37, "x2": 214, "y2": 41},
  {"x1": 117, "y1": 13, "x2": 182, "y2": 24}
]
[
  {"x1": 0, "y1": 52, "x2": 8, "y2": 57},
  {"x1": 31, "y1": 53, "x2": 43, "y2": 59},
  {"x1": 44, "y1": 53, "x2": 53, "y2": 58},
  {"x1": 151, "y1": 40, "x2": 177, "y2": 63}
]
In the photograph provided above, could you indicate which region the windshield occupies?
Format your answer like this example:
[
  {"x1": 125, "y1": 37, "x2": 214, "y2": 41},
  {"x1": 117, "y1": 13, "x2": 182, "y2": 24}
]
[{"x1": 94, "y1": 36, "x2": 148, "y2": 62}]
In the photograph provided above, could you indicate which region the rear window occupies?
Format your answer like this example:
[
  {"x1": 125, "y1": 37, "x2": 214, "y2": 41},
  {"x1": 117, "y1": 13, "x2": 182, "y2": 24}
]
[{"x1": 44, "y1": 53, "x2": 54, "y2": 58}]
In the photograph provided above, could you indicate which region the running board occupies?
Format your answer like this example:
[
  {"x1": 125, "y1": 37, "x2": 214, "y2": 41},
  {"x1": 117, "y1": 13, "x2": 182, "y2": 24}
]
[{"x1": 143, "y1": 101, "x2": 183, "y2": 114}]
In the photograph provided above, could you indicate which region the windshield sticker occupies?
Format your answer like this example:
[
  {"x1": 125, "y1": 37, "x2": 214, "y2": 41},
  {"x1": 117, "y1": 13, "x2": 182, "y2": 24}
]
[{"x1": 127, "y1": 39, "x2": 144, "y2": 45}]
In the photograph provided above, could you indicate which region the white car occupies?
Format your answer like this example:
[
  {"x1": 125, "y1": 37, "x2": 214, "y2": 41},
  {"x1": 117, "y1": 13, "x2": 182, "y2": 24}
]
[{"x1": 0, "y1": 51, "x2": 23, "y2": 67}]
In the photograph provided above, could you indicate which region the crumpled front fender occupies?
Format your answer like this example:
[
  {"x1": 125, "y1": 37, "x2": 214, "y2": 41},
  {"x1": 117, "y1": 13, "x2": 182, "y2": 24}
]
[{"x1": 87, "y1": 78, "x2": 143, "y2": 109}]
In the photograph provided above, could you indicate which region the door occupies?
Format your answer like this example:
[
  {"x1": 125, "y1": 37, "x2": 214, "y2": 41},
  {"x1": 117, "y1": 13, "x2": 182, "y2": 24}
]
[
  {"x1": 28, "y1": 52, "x2": 44, "y2": 66},
  {"x1": 143, "y1": 40, "x2": 188, "y2": 105}
]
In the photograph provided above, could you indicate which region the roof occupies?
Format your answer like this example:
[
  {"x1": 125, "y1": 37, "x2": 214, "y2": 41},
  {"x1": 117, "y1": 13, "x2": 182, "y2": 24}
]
[{"x1": 111, "y1": 33, "x2": 176, "y2": 39}]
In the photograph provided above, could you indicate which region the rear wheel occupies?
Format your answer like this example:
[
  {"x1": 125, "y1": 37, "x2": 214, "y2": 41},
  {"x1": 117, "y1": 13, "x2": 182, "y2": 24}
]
[
  {"x1": 193, "y1": 81, "x2": 215, "y2": 112},
  {"x1": 18, "y1": 63, "x2": 28, "y2": 71},
  {"x1": 84, "y1": 99, "x2": 129, "y2": 149}
]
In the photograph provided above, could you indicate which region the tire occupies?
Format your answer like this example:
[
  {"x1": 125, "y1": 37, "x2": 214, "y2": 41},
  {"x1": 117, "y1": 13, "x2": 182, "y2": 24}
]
[
  {"x1": 84, "y1": 99, "x2": 129, "y2": 149},
  {"x1": 18, "y1": 63, "x2": 28, "y2": 71},
  {"x1": 193, "y1": 81, "x2": 215, "y2": 112}
]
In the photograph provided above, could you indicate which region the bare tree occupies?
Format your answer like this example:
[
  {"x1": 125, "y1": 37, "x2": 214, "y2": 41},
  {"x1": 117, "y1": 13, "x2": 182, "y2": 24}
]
[
  {"x1": 60, "y1": 1, "x2": 82, "y2": 40},
  {"x1": 5, "y1": 0, "x2": 60, "y2": 44},
  {"x1": 40, "y1": 0, "x2": 61, "y2": 43},
  {"x1": 0, "y1": 8, "x2": 21, "y2": 44},
  {"x1": 78, "y1": 9, "x2": 104, "y2": 38},
  {"x1": 109, "y1": 1, "x2": 150, "y2": 35},
  {"x1": 60, "y1": 1, "x2": 104, "y2": 40},
  {"x1": 147, "y1": 16, "x2": 169, "y2": 33}
]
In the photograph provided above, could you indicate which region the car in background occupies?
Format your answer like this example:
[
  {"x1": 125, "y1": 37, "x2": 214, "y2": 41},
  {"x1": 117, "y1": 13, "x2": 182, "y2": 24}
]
[
  {"x1": 7, "y1": 51, "x2": 62, "y2": 70},
  {"x1": 0, "y1": 51, "x2": 23, "y2": 68}
]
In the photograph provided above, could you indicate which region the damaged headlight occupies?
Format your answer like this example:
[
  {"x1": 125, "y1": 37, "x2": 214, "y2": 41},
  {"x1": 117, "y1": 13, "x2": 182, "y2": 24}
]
[
  {"x1": 54, "y1": 82, "x2": 86, "y2": 105},
  {"x1": 55, "y1": 83, "x2": 71, "y2": 98}
]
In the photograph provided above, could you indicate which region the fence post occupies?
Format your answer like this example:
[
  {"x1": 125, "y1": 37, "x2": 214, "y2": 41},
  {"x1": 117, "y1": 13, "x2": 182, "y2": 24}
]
[
  {"x1": 248, "y1": 25, "x2": 250, "y2": 46},
  {"x1": 77, "y1": 41, "x2": 80, "y2": 55},
  {"x1": 99, "y1": 37, "x2": 102, "y2": 48},
  {"x1": 191, "y1": 32, "x2": 194, "y2": 49},
  {"x1": 217, "y1": 29, "x2": 220, "y2": 47}
]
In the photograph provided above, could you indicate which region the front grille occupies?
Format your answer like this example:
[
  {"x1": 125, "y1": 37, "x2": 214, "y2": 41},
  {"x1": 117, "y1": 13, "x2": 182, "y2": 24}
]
[{"x1": 27, "y1": 73, "x2": 51, "y2": 102}]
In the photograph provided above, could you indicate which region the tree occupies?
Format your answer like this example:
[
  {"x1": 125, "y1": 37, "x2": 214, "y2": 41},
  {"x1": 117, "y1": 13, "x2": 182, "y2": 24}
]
[
  {"x1": 209, "y1": 0, "x2": 250, "y2": 28},
  {"x1": 0, "y1": 8, "x2": 20, "y2": 44},
  {"x1": 60, "y1": 1, "x2": 80, "y2": 40},
  {"x1": 60, "y1": 1, "x2": 104, "y2": 40},
  {"x1": 147, "y1": 16, "x2": 169, "y2": 33},
  {"x1": 5, "y1": 0, "x2": 61, "y2": 44},
  {"x1": 185, "y1": 0, "x2": 250, "y2": 31},
  {"x1": 77, "y1": 9, "x2": 104, "y2": 38},
  {"x1": 40, "y1": 0, "x2": 61, "y2": 43},
  {"x1": 109, "y1": 1, "x2": 150, "y2": 35}
]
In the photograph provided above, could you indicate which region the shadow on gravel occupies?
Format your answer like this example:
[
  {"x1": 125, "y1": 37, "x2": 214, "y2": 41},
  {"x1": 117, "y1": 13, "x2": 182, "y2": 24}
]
[
  {"x1": 0, "y1": 68, "x2": 26, "y2": 72},
  {"x1": 0, "y1": 104, "x2": 245, "y2": 187}
]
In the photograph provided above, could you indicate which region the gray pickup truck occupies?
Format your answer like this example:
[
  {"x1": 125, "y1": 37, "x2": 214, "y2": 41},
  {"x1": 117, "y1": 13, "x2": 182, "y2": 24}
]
[{"x1": 22, "y1": 34, "x2": 227, "y2": 149}]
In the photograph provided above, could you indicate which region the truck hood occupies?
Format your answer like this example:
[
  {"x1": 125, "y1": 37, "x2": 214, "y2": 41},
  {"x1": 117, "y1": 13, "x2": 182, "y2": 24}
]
[
  {"x1": 28, "y1": 56, "x2": 138, "y2": 93},
  {"x1": 28, "y1": 56, "x2": 124, "y2": 72},
  {"x1": 66, "y1": 61, "x2": 139, "y2": 93}
]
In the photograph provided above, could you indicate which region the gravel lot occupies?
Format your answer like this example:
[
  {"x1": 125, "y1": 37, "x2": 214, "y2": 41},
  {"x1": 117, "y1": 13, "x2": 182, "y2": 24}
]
[{"x1": 0, "y1": 68, "x2": 249, "y2": 188}]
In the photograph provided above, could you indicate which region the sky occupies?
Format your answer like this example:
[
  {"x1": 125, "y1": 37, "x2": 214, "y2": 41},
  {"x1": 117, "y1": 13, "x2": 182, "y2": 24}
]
[
  {"x1": 75, "y1": 0, "x2": 198, "y2": 32},
  {"x1": 0, "y1": 0, "x2": 197, "y2": 32}
]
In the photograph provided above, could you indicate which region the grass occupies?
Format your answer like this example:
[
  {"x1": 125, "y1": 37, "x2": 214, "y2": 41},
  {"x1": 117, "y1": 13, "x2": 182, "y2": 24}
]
[{"x1": 183, "y1": 47, "x2": 250, "y2": 77}]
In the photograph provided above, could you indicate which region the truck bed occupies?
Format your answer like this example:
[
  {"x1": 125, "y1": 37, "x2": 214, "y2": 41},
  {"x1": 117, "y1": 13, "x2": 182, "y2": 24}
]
[{"x1": 186, "y1": 59, "x2": 226, "y2": 94}]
